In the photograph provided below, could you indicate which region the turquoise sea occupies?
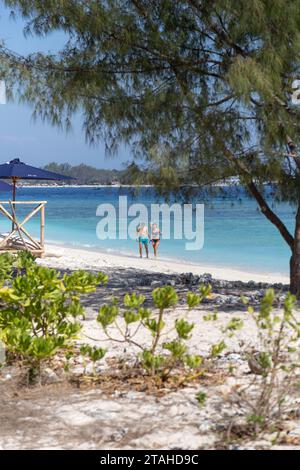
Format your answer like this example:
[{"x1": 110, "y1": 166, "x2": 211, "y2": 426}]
[{"x1": 0, "y1": 186, "x2": 295, "y2": 276}]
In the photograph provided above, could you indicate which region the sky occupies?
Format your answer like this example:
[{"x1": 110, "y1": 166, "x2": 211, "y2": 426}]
[{"x1": 0, "y1": 4, "x2": 131, "y2": 170}]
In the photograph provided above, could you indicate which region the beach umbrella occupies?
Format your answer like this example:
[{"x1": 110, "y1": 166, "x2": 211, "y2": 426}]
[
  {"x1": 0, "y1": 158, "x2": 74, "y2": 200},
  {"x1": 0, "y1": 180, "x2": 11, "y2": 192}
]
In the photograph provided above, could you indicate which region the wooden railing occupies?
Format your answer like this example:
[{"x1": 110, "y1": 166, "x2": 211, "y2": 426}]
[{"x1": 0, "y1": 201, "x2": 47, "y2": 257}]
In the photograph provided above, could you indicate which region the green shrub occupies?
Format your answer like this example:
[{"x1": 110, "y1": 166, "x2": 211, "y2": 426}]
[
  {"x1": 0, "y1": 265, "x2": 107, "y2": 371},
  {"x1": 0, "y1": 251, "x2": 36, "y2": 286},
  {"x1": 15, "y1": 250, "x2": 36, "y2": 272},
  {"x1": 79, "y1": 344, "x2": 107, "y2": 375},
  {"x1": 228, "y1": 289, "x2": 300, "y2": 436},
  {"x1": 0, "y1": 253, "x2": 15, "y2": 285},
  {"x1": 97, "y1": 285, "x2": 214, "y2": 378}
]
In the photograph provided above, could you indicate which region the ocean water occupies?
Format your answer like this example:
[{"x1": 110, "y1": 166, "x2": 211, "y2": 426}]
[{"x1": 0, "y1": 186, "x2": 295, "y2": 275}]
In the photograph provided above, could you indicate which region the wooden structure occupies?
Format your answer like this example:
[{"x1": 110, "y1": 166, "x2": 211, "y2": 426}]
[{"x1": 0, "y1": 201, "x2": 47, "y2": 257}]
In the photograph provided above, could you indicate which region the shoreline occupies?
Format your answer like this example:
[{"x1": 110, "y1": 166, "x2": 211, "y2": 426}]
[
  {"x1": 18, "y1": 184, "x2": 153, "y2": 189},
  {"x1": 17, "y1": 182, "x2": 235, "y2": 188},
  {"x1": 42, "y1": 242, "x2": 289, "y2": 284}
]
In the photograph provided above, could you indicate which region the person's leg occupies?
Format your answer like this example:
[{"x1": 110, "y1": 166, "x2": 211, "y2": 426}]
[
  {"x1": 153, "y1": 240, "x2": 157, "y2": 257},
  {"x1": 154, "y1": 239, "x2": 160, "y2": 257},
  {"x1": 145, "y1": 242, "x2": 149, "y2": 258},
  {"x1": 139, "y1": 242, "x2": 143, "y2": 258}
]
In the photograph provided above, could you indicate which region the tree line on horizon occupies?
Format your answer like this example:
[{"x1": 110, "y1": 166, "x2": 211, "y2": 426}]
[{"x1": 42, "y1": 162, "x2": 142, "y2": 185}]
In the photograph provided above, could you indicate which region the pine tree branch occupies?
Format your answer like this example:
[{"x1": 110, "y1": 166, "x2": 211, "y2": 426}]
[
  {"x1": 285, "y1": 138, "x2": 300, "y2": 171},
  {"x1": 247, "y1": 180, "x2": 294, "y2": 251}
]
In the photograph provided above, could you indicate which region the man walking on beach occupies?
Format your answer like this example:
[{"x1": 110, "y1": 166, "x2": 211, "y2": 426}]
[{"x1": 136, "y1": 223, "x2": 149, "y2": 258}]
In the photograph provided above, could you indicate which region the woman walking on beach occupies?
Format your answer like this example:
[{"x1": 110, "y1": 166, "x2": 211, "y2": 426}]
[
  {"x1": 137, "y1": 222, "x2": 149, "y2": 258},
  {"x1": 150, "y1": 222, "x2": 161, "y2": 258}
]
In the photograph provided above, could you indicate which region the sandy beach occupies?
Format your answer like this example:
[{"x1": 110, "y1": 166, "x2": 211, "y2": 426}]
[
  {"x1": 1, "y1": 242, "x2": 298, "y2": 451},
  {"x1": 41, "y1": 243, "x2": 289, "y2": 284}
]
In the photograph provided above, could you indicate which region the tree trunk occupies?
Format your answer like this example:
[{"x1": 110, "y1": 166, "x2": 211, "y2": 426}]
[
  {"x1": 224, "y1": 149, "x2": 298, "y2": 293},
  {"x1": 290, "y1": 197, "x2": 300, "y2": 296}
]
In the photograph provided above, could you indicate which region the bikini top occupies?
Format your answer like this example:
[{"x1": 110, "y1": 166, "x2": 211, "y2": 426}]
[
  {"x1": 151, "y1": 228, "x2": 160, "y2": 239},
  {"x1": 138, "y1": 226, "x2": 148, "y2": 237}
]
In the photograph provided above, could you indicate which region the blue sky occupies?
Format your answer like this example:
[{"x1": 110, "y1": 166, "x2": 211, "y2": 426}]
[{"x1": 0, "y1": 5, "x2": 131, "y2": 169}]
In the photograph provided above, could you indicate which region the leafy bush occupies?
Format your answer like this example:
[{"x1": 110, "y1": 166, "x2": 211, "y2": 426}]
[
  {"x1": 15, "y1": 250, "x2": 36, "y2": 272},
  {"x1": 0, "y1": 253, "x2": 15, "y2": 285},
  {"x1": 0, "y1": 251, "x2": 36, "y2": 286},
  {"x1": 97, "y1": 285, "x2": 213, "y2": 378},
  {"x1": 228, "y1": 289, "x2": 300, "y2": 436},
  {"x1": 79, "y1": 344, "x2": 107, "y2": 375},
  {"x1": 0, "y1": 265, "x2": 107, "y2": 371}
]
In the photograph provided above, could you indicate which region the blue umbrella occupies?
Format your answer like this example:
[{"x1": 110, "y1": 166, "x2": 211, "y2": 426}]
[
  {"x1": 0, "y1": 180, "x2": 11, "y2": 192},
  {"x1": 0, "y1": 158, "x2": 74, "y2": 200}
]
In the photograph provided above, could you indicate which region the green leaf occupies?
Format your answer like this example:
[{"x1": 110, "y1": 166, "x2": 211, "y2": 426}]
[
  {"x1": 196, "y1": 391, "x2": 207, "y2": 407},
  {"x1": 124, "y1": 310, "x2": 141, "y2": 324},
  {"x1": 140, "y1": 350, "x2": 166, "y2": 372},
  {"x1": 97, "y1": 304, "x2": 118, "y2": 328},
  {"x1": 163, "y1": 340, "x2": 187, "y2": 359},
  {"x1": 152, "y1": 286, "x2": 178, "y2": 309},
  {"x1": 187, "y1": 292, "x2": 200, "y2": 309},
  {"x1": 80, "y1": 345, "x2": 106, "y2": 362},
  {"x1": 185, "y1": 354, "x2": 203, "y2": 368},
  {"x1": 175, "y1": 318, "x2": 194, "y2": 339},
  {"x1": 211, "y1": 340, "x2": 227, "y2": 358},
  {"x1": 124, "y1": 292, "x2": 145, "y2": 308}
]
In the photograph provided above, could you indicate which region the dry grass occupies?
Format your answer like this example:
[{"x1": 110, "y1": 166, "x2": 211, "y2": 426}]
[{"x1": 1, "y1": 357, "x2": 226, "y2": 401}]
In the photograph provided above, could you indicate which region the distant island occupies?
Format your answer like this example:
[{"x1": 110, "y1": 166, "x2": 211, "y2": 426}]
[
  {"x1": 20, "y1": 162, "x2": 140, "y2": 186},
  {"x1": 17, "y1": 162, "x2": 239, "y2": 188}
]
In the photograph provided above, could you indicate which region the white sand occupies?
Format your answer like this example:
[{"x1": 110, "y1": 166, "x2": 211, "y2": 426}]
[
  {"x1": 41, "y1": 243, "x2": 289, "y2": 284},
  {"x1": 2, "y1": 243, "x2": 297, "y2": 451}
]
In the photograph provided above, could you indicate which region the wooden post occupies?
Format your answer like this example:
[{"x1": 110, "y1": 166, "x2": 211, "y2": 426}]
[
  {"x1": 12, "y1": 177, "x2": 17, "y2": 202},
  {"x1": 40, "y1": 203, "x2": 45, "y2": 257},
  {"x1": 11, "y1": 177, "x2": 17, "y2": 231}
]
